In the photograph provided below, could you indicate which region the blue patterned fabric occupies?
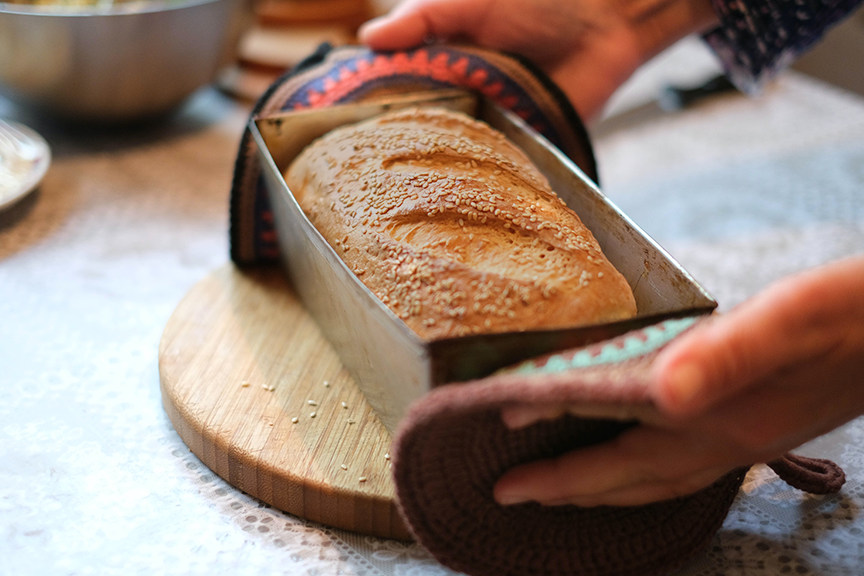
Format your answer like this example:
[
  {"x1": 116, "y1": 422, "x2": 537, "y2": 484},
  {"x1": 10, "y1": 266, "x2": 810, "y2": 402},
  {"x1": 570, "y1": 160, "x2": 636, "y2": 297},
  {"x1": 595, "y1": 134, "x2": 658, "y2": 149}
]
[
  {"x1": 704, "y1": 0, "x2": 864, "y2": 91},
  {"x1": 504, "y1": 316, "x2": 700, "y2": 376}
]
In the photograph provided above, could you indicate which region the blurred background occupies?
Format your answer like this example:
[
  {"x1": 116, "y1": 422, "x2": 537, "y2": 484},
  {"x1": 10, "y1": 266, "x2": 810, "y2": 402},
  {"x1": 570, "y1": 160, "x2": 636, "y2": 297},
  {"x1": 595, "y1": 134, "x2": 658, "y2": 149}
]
[
  {"x1": 0, "y1": 0, "x2": 401, "y2": 122},
  {"x1": 0, "y1": 0, "x2": 860, "y2": 122},
  {"x1": 216, "y1": 0, "x2": 399, "y2": 102}
]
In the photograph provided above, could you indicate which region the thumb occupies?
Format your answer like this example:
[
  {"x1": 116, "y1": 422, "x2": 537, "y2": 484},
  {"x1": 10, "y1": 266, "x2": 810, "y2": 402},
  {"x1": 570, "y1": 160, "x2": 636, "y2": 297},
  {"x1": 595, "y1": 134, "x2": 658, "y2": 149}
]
[
  {"x1": 651, "y1": 265, "x2": 849, "y2": 417},
  {"x1": 359, "y1": 6, "x2": 429, "y2": 49},
  {"x1": 359, "y1": 0, "x2": 490, "y2": 50}
]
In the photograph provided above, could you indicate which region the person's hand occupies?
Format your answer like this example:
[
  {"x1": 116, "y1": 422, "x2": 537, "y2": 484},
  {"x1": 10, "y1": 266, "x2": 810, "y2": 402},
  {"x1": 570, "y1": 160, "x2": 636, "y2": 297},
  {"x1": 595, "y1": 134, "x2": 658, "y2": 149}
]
[
  {"x1": 359, "y1": 0, "x2": 719, "y2": 122},
  {"x1": 494, "y1": 256, "x2": 864, "y2": 507}
]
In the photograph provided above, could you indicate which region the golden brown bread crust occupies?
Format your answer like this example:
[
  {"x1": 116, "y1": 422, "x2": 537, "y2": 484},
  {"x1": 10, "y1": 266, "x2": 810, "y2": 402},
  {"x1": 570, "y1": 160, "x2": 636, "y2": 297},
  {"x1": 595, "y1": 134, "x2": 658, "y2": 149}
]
[{"x1": 285, "y1": 107, "x2": 637, "y2": 340}]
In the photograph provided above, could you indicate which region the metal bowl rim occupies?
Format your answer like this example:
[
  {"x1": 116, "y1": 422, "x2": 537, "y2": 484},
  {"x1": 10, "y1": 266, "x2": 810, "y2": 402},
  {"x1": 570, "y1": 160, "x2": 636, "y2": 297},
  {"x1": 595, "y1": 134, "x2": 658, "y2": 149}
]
[{"x1": 0, "y1": 0, "x2": 229, "y2": 18}]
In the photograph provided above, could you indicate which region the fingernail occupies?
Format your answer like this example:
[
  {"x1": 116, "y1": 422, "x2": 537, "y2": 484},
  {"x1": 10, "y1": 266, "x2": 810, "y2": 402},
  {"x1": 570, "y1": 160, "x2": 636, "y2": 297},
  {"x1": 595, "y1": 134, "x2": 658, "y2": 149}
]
[
  {"x1": 495, "y1": 493, "x2": 530, "y2": 506},
  {"x1": 357, "y1": 17, "x2": 385, "y2": 38},
  {"x1": 665, "y1": 363, "x2": 704, "y2": 410},
  {"x1": 501, "y1": 410, "x2": 536, "y2": 430}
]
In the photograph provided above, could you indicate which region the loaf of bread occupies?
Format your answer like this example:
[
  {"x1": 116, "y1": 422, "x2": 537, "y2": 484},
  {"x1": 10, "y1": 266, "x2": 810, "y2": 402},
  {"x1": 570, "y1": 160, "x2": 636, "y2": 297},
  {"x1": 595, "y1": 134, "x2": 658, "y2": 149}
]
[{"x1": 285, "y1": 107, "x2": 637, "y2": 340}]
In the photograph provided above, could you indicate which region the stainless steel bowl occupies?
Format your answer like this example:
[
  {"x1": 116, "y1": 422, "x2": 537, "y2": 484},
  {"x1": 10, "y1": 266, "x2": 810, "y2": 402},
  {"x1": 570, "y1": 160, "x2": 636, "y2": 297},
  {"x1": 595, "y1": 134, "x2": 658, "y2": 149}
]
[{"x1": 0, "y1": 0, "x2": 244, "y2": 121}]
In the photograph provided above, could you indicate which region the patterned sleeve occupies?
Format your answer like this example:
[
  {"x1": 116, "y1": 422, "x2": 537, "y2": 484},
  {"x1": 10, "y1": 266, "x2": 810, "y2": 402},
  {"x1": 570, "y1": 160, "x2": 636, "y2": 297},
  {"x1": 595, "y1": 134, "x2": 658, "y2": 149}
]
[{"x1": 702, "y1": 0, "x2": 864, "y2": 92}]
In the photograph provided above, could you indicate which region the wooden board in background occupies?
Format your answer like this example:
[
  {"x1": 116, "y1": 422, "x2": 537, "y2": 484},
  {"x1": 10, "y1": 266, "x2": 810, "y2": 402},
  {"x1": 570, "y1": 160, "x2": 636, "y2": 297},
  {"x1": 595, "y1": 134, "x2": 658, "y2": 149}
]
[{"x1": 159, "y1": 264, "x2": 410, "y2": 540}]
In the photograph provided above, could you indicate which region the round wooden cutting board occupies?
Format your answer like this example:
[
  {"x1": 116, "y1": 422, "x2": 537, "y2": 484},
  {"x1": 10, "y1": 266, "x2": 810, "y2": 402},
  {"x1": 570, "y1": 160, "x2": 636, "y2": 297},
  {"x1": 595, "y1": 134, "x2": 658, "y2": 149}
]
[{"x1": 158, "y1": 264, "x2": 410, "y2": 540}]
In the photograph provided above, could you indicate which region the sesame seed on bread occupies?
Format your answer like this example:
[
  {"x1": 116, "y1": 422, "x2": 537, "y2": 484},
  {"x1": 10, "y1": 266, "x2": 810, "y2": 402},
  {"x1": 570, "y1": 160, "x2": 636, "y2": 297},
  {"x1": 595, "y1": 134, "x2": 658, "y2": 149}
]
[{"x1": 285, "y1": 107, "x2": 637, "y2": 340}]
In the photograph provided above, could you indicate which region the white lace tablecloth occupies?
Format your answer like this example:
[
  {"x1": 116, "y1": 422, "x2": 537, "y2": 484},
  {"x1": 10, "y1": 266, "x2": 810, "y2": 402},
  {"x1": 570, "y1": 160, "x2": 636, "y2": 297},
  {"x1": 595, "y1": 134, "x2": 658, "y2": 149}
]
[{"x1": 2, "y1": 39, "x2": 863, "y2": 576}]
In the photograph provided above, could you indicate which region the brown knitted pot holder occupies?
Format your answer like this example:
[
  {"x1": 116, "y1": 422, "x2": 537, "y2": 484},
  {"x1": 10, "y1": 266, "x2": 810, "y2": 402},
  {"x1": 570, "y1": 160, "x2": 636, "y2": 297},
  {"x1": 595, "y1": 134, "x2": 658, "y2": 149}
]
[{"x1": 391, "y1": 316, "x2": 845, "y2": 576}]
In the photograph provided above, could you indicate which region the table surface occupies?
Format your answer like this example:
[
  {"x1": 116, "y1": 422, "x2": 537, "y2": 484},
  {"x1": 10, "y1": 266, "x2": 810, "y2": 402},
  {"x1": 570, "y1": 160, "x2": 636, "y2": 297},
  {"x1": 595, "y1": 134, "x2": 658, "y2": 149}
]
[{"x1": 2, "y1": 38, "x2": 863, "y2": 576}]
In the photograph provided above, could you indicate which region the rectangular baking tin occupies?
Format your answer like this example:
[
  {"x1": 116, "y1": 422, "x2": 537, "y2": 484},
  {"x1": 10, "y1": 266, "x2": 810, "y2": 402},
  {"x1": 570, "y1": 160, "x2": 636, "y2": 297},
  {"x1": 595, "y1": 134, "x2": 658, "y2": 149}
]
[{"x1": 251, "y1": 90, "x2": 717, "y2": 434}]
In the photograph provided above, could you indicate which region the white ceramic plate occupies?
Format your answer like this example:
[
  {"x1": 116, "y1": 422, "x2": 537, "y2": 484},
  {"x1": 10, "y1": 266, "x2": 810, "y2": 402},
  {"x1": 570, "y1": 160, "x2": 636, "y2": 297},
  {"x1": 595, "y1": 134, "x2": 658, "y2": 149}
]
[{"x1": 0, "y1": 120, "x2": 51, "y2": 212}]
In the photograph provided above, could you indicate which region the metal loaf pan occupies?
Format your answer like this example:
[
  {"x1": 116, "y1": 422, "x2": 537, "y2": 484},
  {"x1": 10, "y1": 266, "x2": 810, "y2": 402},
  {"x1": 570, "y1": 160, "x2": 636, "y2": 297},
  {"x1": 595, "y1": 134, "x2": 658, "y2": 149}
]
[{"x1": 251, "y1": 91, "x2": 717, "y2": 433}]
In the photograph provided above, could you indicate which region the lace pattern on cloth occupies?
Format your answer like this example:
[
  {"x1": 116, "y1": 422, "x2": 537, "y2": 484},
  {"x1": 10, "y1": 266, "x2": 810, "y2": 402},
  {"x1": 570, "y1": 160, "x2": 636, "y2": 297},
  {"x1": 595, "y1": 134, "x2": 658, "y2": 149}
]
[
  {"x1": 156, "y1": 389, "x2": 864, "y2": 576},
  {"x1": 163, "y1": 417, "x2": 864, "y2": 576}
]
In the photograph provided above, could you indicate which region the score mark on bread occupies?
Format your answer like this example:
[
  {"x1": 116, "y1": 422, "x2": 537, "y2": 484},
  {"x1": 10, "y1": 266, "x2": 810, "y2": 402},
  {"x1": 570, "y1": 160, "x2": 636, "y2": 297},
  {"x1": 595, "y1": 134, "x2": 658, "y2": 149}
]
[{"x1": 285, "y1": 107, "x2": 636, "y2": 340}]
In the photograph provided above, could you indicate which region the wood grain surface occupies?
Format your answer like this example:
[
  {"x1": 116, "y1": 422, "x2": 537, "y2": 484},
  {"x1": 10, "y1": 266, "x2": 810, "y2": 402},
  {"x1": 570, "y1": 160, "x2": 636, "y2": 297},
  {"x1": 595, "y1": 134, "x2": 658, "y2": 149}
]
[{"x1": 159, "y1": 264, "x2": 410, "y2": 540}]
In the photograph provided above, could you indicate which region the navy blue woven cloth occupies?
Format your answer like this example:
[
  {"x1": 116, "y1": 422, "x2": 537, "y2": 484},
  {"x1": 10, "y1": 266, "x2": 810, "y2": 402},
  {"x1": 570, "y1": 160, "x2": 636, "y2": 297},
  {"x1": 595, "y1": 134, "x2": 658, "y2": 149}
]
[{"x1": 704, "y1": 0, "x2": 864, "y2": 91}]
